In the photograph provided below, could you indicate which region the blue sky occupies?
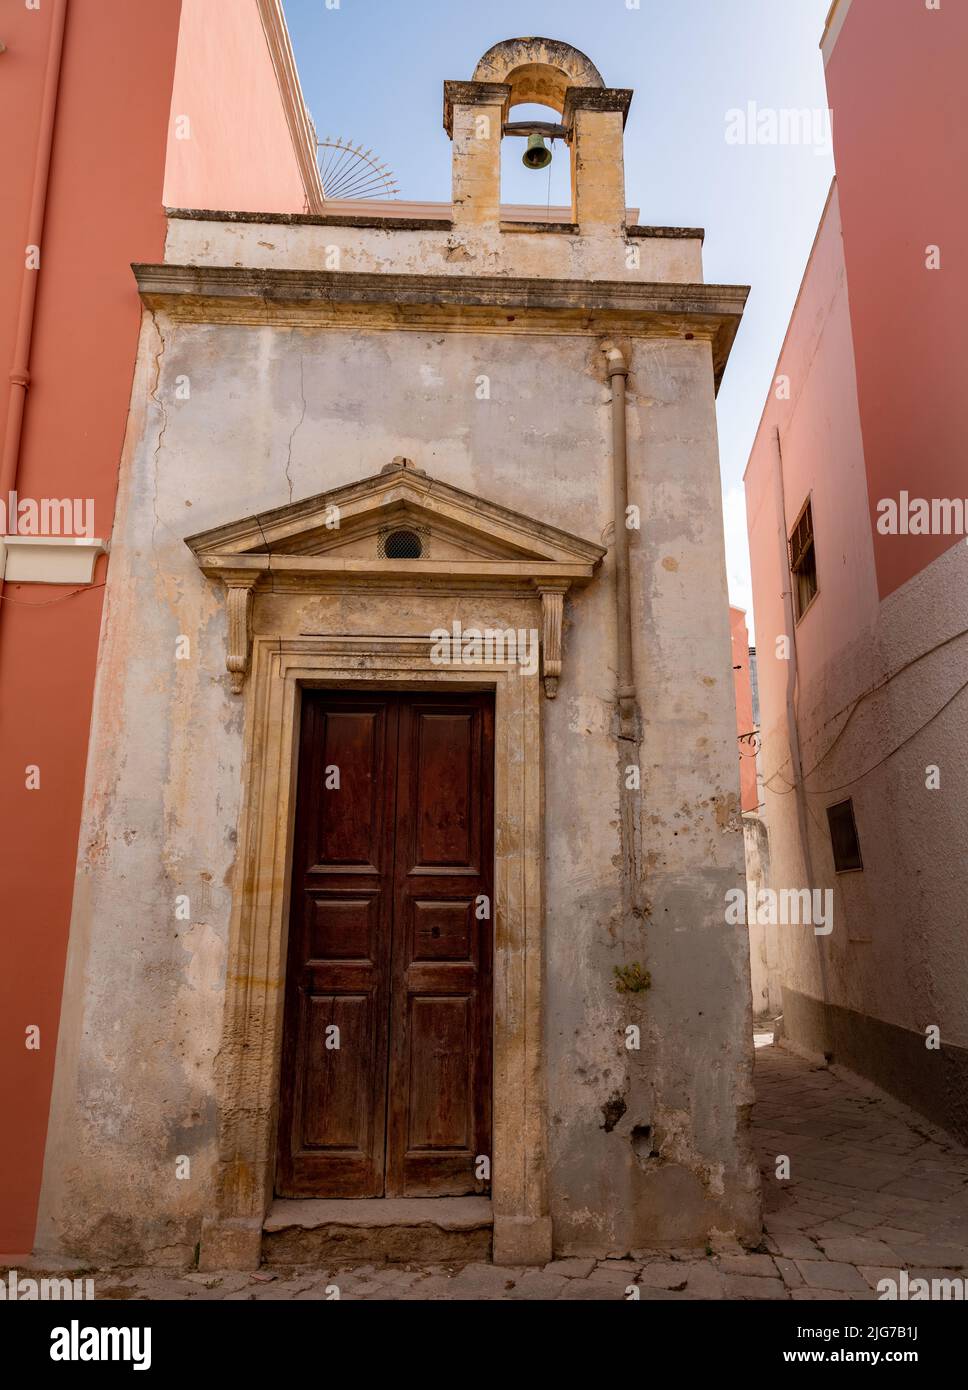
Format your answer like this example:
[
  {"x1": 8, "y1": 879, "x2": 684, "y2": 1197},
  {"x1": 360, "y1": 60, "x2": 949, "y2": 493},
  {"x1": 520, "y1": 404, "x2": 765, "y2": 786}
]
[{"x1": 284, "y1": 0, "x2": 835, "y2": 629}]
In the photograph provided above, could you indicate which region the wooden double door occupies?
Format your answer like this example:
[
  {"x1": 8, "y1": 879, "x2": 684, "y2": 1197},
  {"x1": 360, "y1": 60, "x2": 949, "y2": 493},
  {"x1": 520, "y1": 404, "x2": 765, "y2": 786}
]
[{"x1": 276, "y1": 691, "x2": 494, "y2": 1198}]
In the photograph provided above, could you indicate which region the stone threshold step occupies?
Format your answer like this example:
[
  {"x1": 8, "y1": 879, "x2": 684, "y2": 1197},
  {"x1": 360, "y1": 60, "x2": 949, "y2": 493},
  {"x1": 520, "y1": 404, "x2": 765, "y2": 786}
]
[
  {"x1": 264, "y1": 1196, "x2": 492, "y2": 1232},
  {"x1": 262, "y1": 1197, "x2": 493, "y2": 1266}
]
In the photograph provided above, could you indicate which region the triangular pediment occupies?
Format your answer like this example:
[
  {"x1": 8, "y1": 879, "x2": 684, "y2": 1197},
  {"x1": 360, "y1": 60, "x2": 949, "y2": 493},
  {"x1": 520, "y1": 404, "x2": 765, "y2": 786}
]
[
  {"x1": 185, "y1": 459, "x2": 604, "y2": 697},
  {"x1": 185, "y1": 458, "x2": 606, "y2": 574}
]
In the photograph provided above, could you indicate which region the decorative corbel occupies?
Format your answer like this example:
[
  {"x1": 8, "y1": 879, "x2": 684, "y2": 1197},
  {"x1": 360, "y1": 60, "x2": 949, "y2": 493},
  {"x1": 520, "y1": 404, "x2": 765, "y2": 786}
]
[
  {"x1": 222, "y1": 571, "x2": 260, "y2": 693},
  {"x1": 535, "y1": 580, "x2": 570, "y2": 699}
]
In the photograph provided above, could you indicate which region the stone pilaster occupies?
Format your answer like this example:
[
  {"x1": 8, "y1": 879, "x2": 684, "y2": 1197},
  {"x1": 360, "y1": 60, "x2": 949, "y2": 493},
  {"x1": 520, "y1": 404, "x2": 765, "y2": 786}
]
[{"x1": 444, "y1": 80, "x2": 510, "y2": 228}]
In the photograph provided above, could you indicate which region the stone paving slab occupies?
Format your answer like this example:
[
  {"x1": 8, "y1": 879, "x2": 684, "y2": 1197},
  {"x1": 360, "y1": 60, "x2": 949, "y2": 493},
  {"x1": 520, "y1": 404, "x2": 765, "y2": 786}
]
[{"x1": 14, "y1": 1043, "x2": 968, "y2": 1302}]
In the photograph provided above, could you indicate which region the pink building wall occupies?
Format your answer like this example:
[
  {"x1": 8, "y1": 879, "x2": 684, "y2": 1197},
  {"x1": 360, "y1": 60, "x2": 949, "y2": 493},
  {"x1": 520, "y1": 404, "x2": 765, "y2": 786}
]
[
  {"x1": 1, "y1": 0, "x2": 317, "y2": 1256},
  {"x1": 0, "y1": 0, "x2": 183, "y2": 1261},
  {"x1": 745, "y1": 182, "x2": 877, "y2": 741},
  {"x1": 164, "y1": 0, "x2": 310, "y2": 214},
  {"x1": 729, "y1": 606, "x2": 758, "y2": 816},
  {"x1": 824, "y1": 0, "x2": 968, "y2": 598},
  {"x1": 744, "y1": 0, "x2": 968, "y2": 1138}
]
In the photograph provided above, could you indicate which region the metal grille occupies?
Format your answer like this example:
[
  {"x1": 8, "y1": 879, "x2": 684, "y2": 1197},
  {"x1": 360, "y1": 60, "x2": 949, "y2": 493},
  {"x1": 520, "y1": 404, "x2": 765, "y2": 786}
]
[{"x1": 380, "y1": 529, "x2": 424, "y2": 560}]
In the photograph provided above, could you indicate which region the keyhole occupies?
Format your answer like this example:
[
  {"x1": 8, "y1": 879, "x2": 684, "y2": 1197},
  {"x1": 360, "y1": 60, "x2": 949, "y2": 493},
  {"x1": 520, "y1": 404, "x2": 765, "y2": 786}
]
[{"x1": 431, "y1": 926, "x2": 441, "y2": 938}]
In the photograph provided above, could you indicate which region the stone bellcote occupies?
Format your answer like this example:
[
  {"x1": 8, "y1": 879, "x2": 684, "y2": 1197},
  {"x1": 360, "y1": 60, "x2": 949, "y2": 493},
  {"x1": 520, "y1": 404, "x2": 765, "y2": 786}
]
[{"x1": 443, "y1": 37, "x2": 632, "y2": 232}]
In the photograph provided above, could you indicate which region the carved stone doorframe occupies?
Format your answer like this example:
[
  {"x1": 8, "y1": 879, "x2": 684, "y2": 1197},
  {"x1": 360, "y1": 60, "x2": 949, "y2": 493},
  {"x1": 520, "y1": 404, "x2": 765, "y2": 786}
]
[{"x1": 199, "y1": 632, "x2": 551, "y2": 1269}]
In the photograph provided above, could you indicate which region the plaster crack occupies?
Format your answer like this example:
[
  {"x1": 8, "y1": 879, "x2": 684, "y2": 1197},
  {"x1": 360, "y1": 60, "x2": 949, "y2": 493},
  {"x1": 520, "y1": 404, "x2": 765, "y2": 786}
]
[
  {"x1": 284, "y1": 350, "x2": 307, "y2": 505},
  {"x1": 146, "y1": 308, "x2": 171, "y2": 572}
]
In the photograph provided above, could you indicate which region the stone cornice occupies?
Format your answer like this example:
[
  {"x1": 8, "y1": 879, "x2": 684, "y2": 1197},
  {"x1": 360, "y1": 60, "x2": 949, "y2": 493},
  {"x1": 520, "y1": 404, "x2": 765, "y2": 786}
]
[
  {"x1": 135, "y1": 263, "x2": 746, "y2": 319},
  {"x1": 443, "y1": 80, "x2": 513, "y2": 135},
  {"x1": 197, "y1": 555, "x2": 595, "y2": 581},
  {"x1": 164, "y1": 207, "x2": 702, "y2": 239},
  {"x1": 561, "y1": 87, "x2": 634, "y2": 130},
  {"x1": 627, "y1": 224, "x2": 705, "y2": 244},
  {"x1": 135, "y1": 264, "x2": 747, "y2": 387},
  {"x1": 166, "y1": 207, "x2": 453, "y2": 232}
]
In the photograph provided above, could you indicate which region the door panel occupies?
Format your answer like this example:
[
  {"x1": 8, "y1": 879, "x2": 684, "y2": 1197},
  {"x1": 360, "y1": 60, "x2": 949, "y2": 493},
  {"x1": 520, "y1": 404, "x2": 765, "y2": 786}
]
[
  {"x1": 386, "y1": 697, "x2": 493, "y2": 1196},
  {"x1": 298, "y1": 993, "x2": 370, "y2": 1148},
  {"x1": 312, "y1": 708, "x2": 386, "y2": 872},
  {"x1": 276, "y1": 691, "x2": 493, "y2": 1200},
  {"x1": 406, "y1": 995, "x2": 472, "y2": 1149},
  {"x1": 275, "y1": 694, "x2": 397, "y2": 1198},
  {"x1": 413, "y1": 711, "x2": 478, "y2": 869}
]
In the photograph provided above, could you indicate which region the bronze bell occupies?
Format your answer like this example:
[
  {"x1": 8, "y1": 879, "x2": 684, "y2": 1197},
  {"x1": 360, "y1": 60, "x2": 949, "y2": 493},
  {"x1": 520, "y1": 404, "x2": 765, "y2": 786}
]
[{"x1": 522, "y1": 133, "x2": 552, "y2": 170}]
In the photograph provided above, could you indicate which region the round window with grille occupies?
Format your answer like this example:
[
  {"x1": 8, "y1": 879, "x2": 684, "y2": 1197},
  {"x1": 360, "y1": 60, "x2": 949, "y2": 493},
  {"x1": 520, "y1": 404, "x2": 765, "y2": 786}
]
[{"x1": 381, "y1": 529, "x2": 423, "y2": 559}]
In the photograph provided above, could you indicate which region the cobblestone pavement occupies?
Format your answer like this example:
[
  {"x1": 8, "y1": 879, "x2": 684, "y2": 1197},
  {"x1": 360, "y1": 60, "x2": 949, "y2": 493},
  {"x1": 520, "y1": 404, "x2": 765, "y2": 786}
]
[{"x1": 28, "y1": 1042, "x2": 968, "y2": 1301}]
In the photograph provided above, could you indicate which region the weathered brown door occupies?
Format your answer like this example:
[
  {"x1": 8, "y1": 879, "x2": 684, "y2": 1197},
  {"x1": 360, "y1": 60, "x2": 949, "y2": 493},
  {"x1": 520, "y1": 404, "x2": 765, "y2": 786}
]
[{"x1": 275, "y1": 691, "x2": 494, "y2": 1199}]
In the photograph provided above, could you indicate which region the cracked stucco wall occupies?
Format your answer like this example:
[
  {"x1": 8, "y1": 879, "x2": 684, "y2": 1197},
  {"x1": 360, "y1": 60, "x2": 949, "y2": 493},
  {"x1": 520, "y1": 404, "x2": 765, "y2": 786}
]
[{"x1": 36, "y1": 264, "x2": 756, "y2": 1266}]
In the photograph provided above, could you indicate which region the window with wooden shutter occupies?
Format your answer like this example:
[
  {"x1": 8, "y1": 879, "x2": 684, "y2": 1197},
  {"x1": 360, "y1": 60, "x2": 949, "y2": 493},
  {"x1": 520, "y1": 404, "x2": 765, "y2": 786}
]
[{"x1": 788, "y1": 498, "x2": 818, "y2": 619}]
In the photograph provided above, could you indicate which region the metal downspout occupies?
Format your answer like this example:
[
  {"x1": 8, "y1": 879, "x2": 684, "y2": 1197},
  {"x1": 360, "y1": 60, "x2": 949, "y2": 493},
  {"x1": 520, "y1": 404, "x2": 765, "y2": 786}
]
[
  {"x1": 0, "y1": 0, "x2": 70, "y2": 606},
  {"x1": 603, "y1": 343, "x2": 637, "y2": 741}
]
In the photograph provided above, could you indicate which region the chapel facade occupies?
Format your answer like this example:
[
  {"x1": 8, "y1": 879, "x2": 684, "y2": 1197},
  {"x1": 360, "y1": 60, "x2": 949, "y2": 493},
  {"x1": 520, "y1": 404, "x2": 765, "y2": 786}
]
[{"x1": 36, "y1": 38, "x2": 759, "y2": 1268}]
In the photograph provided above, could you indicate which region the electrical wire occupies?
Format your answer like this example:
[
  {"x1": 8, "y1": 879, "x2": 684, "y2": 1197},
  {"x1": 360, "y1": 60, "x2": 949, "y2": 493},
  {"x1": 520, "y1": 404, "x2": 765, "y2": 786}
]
[
  {"x1": 0, "y1": 579, "x2": 106, "y2": 604},
  {"x1": 763, "y1": 674, "x2": 968, "y2": 797},
  {"x1": 761, "y1": 624, "x2": 968, "y2": 791}
]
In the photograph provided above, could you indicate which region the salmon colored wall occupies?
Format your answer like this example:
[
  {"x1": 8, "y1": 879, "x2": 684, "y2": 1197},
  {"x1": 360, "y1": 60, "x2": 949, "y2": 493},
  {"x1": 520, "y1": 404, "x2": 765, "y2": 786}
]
[
  {"x1": 0, "y1": 0, "x2": 183, "y2": 1256},
  {"x1": 826, "y1": 0, "x2": 968, "y2": 599},
  {"x1": 745, "y1": 184, "x2": 879, "y2": 782},
  {"x1": 2, "y1": 0, "x2": 314, "y2": 1260},
  {"x1": 163, "y1": 0, "x2": 308, "y2": 213},
  {"x1": 0, "y1": 5, "x2": 62, "y2": 452},
  {"x1": 742, "y1": 182, "x2": 875, "y2": 1032},
  {"x1": 729, "y1": 607, "x2": 757, "y2": 815},
  {"x1": 744, "y1": 89, "x2": 968, "y2": 1100}
]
